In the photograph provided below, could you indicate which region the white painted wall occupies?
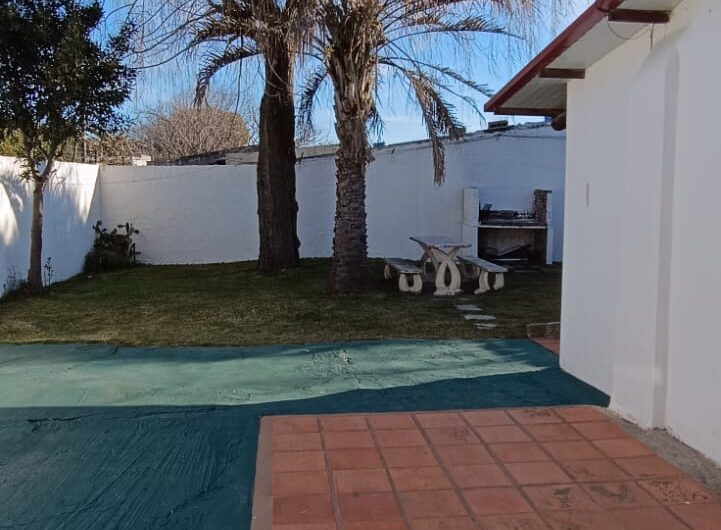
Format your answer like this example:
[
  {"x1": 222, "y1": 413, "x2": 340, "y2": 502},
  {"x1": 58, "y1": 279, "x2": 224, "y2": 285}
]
[
  {"x1": 561, "y1": 0, "x2": 721, "y2": 464},
  {"x1": 0, "y1": 157, "x2": 101, "y2": 293},
  {"x1": 1, "y1": 127, "x2": 564, "y2": 292},
  {"x1": 101, "y1": 125, "x2": 566, "y2": 264},
  {"x1": 100, "y1": 164, "x2": 260, "y2": 264}
]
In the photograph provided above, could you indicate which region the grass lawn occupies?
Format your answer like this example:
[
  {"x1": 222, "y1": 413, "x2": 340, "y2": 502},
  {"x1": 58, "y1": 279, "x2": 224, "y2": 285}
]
[{"x1": 0, "y1": 259, "x2": 561, "y2": 346}]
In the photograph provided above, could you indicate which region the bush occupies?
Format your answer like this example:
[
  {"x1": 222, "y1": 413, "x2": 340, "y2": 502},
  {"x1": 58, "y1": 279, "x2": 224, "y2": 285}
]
[{"x1": 84, "y1": 221, "x2": 141, "y2": 274}]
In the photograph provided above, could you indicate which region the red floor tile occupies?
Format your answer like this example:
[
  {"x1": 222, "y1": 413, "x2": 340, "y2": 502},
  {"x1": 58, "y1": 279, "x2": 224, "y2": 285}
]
[
  {"x1": 477, "y1": 513, "x2": 549, "y2": 530},
  {"x1": 273, "y1": 470, "x2": 330, "y2": 497},
  {"x1": 523, "y1": 484, "x2": 598, "y2": 511},
  {"x1": 524, "y1": 422, "x2": 583, "y2": 442},
  {"x1": 559, "y1": 459, "x2": 630, "y2": 482},
  {"x1": 462, "y1": 487, "x2": 533, "y2": 515},
  {"x1": 327, "y1": 448, "x2": 384, "y2": 469},
  {"x1": 446, "y1": 463, "x2": 512, "y2": 488},
  {"x1": 614, "y1": 455, "x2": 683, "y2": 479},
  {"x1": 408, "y1": 517, "x2": 476, "y2": 530},
  {"x1": 334, "y1": 469, "x2": 392, "y2": 494},
  {"x1": 320, "y1": 415, "x2": 368, "y2": 432},
  {"x1": 489, "y1": 442, "x2": 551, "y2": 463},
  {"x1": 572, "y1": 421, "x2": 629, "y2": 440},
  {"x1": 256, "y1": 407, "x2": 719, "y2": 530},
  {"x1": 592, "y1": 438, "x2": 653, "y2": 458},
  {"x1": 582, "y1": 481, "x2": 659, "y2": 508},
  {"x1": 609, "y1": 506, "x2": 691, "y2": 530},
  {"x1": 272, "y1": 450, "x2": 326, "y2": 472},
  {"x1": 542, "y1": 441, "x2": 606, "y2": 461},
  {"x1": 434, "y1": 443, "x2": 495, "y2": 465},
  {"x1": 271, "y1": 416, "x2": 319, "y2": 434},
  {"x1": 475, "y1": 425, "x2": 531, "y2": 443},
  {"x1": 272, "y1": 523, "x2": 336, "y2": 530},
  {"x1": 338, "y1": 492, "x2": 402, "y2": 522},
  {"x1": 368, "y1": 414, "x2": 417, "y2": 431},
  {"x1": 543, "y1": 510, "x2": 621, "y2": 530},
  {"x1": 670, "y1": 502, "x2": 721, "y2": 530},
  {"x1": 344, "y1": 522, "x2": 409, "y2": 530},
  {"x1": 273, "y1": 432, "x2": 324, "y2": 452},
  {"x1": 554, "y1": 406, "x2": 608, "y2": 423},
  {"x1": 398, "y1": 490, "x2": 467, "y2": 519},
  {"x1": 273, "y1": 494, "x2": 335, "y2": 524},
  {"x1": 462, "y1": 409, "x2": 514, "y2": 427},
  {"x1": 381, "y1": 446, "x2": 438, "y2": 468},
  {"x1": 638, "y1": 477, "x2": 716, "y2": 505},
  {"x1": 324, "y1": 430, "x2": 376, "y2": 449},
  {"x1": 506, "y1": 462, "x2": 573, "y2": 485},
  {"x1": 389, "y1": 466, "x2": 453, "y2": 491},
  {"x1": 375, "y1": 429, "x2": 427, "y2": 448},
  {"x1": 424, "y1": 426, "x2": 479, "y2": 446},
  {"x1": 508, "y1": 408, "x2": 562, "y2": 424},
  {"x1": 415, "y1": 412, "x2": 466, "y2": 429}
]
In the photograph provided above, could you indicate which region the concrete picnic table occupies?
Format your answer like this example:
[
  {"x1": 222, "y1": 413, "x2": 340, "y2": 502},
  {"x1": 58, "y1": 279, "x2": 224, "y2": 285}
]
[{"x1": 410, "y1": 235, "x2": 470, "y2": 296}]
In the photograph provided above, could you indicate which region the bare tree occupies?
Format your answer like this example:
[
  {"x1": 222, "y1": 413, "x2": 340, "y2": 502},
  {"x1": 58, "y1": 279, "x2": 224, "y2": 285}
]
[{"x1": 135, "y1": 101, "x2": 251, "y2": 161}]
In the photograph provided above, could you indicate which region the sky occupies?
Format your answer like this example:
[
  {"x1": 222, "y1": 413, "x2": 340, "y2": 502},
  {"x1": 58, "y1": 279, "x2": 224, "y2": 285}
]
[{"x1": 121, "y1": 0, "x2": 594, "y2": 146}]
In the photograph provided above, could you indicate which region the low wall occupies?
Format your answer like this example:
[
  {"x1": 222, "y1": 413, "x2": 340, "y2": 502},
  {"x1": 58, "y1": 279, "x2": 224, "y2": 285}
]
[
  {"x1": 0, "y1": 126, "x2": 565, "y2": 289},
  {"x1": 0, "y1": 157, "x2": 101, "y2": 293},
  {"x1": 101, "y1": 126, "x2": 566, "y2": 264}
]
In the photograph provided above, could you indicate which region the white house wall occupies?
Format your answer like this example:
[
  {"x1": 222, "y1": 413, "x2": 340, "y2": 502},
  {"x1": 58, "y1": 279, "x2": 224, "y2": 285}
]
[
  {"x1": 561, "y1": 0, "x2": 721, "y2": 464},
  {"x1": 561, "y1": 31, "x2": 654, "y2": 396},
  {"x1": 664, "y1": 0, "x2": 721, "y2": 466},
  {"x1": 0, "y1": 157, "x2": 101, "y2": 293}
]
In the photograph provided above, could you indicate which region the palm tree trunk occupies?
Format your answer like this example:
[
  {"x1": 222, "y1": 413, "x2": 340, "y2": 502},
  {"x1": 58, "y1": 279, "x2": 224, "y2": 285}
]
[
  {"x1": 28, "y1": 176, "x2": 44, "y2": 294},
  {"x1": 331, "y1": 112, "x2": 371, "y2": 292},
  {"x1": 256, "y1": 47, "x2": 300, "y2": 273}
]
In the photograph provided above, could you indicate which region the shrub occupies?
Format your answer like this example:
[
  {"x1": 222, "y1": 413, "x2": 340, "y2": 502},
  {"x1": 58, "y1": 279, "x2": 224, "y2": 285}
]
[{"x1": 84, "y1": 221, "x2": 141, "y2": 274}]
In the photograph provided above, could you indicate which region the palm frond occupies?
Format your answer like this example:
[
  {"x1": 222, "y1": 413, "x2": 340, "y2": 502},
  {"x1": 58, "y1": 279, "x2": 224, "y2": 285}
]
[
  {"x1": 367, "y1": 103, "x2": 385, "y2": 139},
  {"x1": 195, "y1": 44, "x2": 259, "y2": 106},
  {"x1": 399, "y1": 67, "x2": 466, "y2": 184},
  {"x1": 297, "y1": 66, "x2": 328, "y2": 131}
]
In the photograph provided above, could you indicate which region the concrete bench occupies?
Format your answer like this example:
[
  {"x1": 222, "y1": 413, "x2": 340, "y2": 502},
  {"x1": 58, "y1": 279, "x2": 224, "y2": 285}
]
[
  {"x1": 457, "y1": 255, "x2": 508, "y2": 294},
  {"x1": 383, "y1": 258, "x2": 423, "y2": 294}
]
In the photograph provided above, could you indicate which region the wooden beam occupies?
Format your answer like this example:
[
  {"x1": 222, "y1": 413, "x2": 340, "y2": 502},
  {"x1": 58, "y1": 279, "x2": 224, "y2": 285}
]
[
  {"x1": 495, "y1": 107, "x2": 565, "y2": 117},
  {"x1": 608, "y1": 9, "x2": 670, "y2": 24},
  {"x1": 540, "y1": 68, "x2": 585, "y2": 80},
  {"x1": 551, "y1": 112, "x2": 567, "y2": 131}
]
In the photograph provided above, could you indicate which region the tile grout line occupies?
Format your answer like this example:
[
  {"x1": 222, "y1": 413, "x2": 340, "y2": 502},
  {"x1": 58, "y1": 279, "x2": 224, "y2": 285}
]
[
  {"x1": 366, "y1": 415, "x2": 419, "y2": 529},
  {"x1": 267, "y1": 409, "x2": 715, "y2": 530},
  {"x1": 410, "y1": 411, "x2": 490, "y2": 530},
  {"x1": 317, "y1": 416, "x2": 345, "y2": 530},
  {"x1": 507, "y1": 408, "x2": 699, "y2": 529},
  {"x1": 457, "y1": 408, "x2": 554, "y2": 530}
]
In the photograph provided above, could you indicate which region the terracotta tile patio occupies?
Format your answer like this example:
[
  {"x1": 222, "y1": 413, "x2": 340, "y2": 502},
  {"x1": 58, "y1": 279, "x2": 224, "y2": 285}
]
[{"x1": 251, "y1": 406, "x2": 721, "y2": 530}]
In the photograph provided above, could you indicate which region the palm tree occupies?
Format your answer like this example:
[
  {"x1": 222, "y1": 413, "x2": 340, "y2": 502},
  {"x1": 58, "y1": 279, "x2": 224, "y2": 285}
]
[
  {"x1": 192, "y1": 0, "x2": 319, "y2": 273},
  {"x1": 301, "y1": 0, "x2": 541, "y2": 292}
]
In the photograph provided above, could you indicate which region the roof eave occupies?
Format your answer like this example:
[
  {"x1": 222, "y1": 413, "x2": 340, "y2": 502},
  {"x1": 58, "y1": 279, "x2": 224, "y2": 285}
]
[{"x1": 484, "y1": 0, "x2": 626, "y2": 115}]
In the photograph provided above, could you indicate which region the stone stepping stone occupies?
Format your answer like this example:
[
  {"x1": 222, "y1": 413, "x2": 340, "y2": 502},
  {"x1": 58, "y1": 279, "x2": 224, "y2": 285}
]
[
  {"x1": 464, "y1": 314, "x2": 496, "y2": 321},
  {"x1": 456, "y1": 304, "x2": 482, "y2": 311},
  {"x1": 475, "y1": 323, "x2": 498, "y2": 329}
]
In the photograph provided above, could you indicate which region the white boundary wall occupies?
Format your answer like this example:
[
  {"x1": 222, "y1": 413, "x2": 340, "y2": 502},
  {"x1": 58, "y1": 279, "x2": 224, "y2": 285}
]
[
  {"x1": 101, "y1": 126, "x2": 566, "y2": 265},
  {"x1": 561, "y1": 0, "x2": 721, "y2": 464},
  {"x1": 0, "y1": 157, "x2": 101, "y2": 292},
  {"x1": 1, "y1": 126, "x2": 565, "y2": 290}
]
